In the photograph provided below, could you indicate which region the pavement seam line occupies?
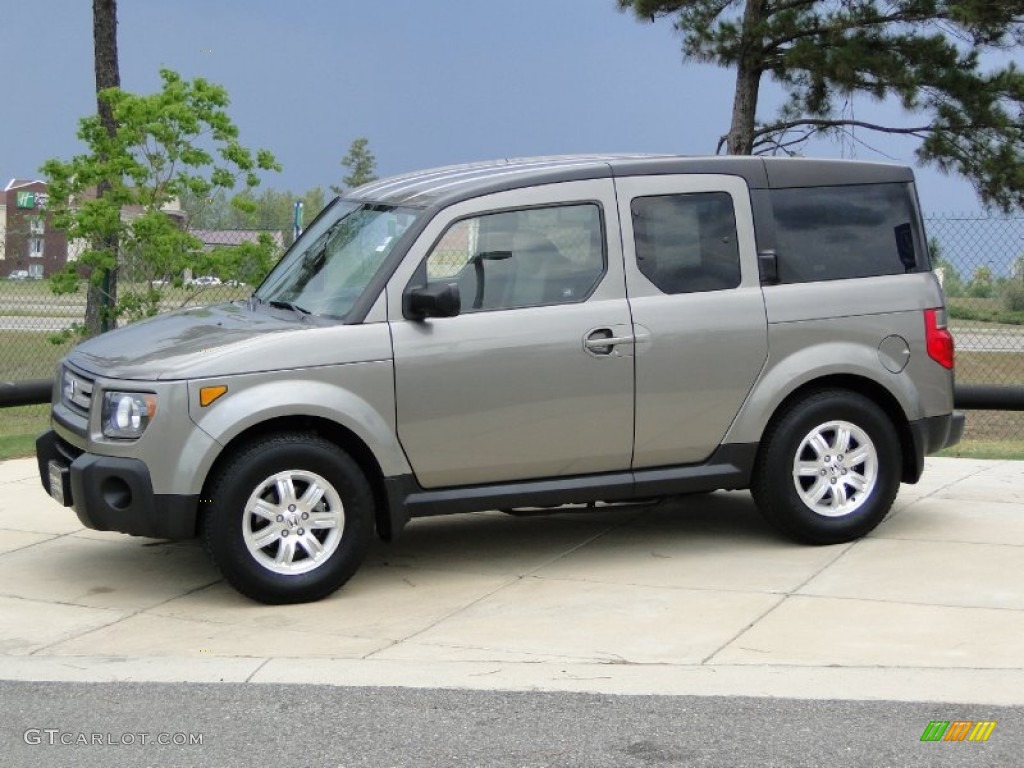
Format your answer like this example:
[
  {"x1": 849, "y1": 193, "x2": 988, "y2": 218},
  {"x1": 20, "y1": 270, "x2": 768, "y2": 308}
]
[
  {"x1": 362, "y1": 505, "x2": 654, "y2": 659},
  {"x1": 779, "y1": 591, "x2": 1024, "y2": 613},
  {"x1": 698, "y1": 539, "x2": 860, "y2": 665},
  {"x1": 698, "y1": 593, "x2": 788, "y2": 666},
  {"x1": 244, "y1": 658, "x2": 272, "y2": 683},
  {"x1": 26, "y1": 577, "x2": 223, "y2": 657}
]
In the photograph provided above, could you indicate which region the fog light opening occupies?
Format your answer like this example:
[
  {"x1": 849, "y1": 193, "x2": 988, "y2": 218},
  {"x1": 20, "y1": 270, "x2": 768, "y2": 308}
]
[{"x1": 101, "y1": 477, "x2": 132, "y2": 511}]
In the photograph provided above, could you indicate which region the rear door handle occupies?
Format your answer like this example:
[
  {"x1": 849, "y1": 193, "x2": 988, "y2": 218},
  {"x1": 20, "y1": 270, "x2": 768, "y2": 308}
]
[{"x1": 584, "y1": 328, "x2": 635, "y2": 356}]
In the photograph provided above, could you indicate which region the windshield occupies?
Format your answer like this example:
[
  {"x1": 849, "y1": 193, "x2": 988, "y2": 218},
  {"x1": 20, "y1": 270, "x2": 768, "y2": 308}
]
[{"x1": 255, "y1": 199, "x2": 420, "y2": 319}]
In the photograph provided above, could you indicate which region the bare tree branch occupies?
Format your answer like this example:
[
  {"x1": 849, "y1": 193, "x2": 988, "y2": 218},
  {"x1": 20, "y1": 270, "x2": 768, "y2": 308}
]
[{"x1": 752, "y1": 117, "x2": 932, "y2": 141}]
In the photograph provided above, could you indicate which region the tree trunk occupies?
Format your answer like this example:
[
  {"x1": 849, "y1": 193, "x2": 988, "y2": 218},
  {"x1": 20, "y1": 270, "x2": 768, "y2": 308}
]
[
  {"x1": 86, "y1": 0, "x2": 120, "y2": 336},
  {"x1": 725, "y1": 0, "x2": 765, "y2": 155}
]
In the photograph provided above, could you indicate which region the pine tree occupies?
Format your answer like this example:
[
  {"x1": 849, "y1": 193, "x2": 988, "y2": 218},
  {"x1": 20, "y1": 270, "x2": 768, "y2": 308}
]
[
  {"x1": 331, "y1": 137, "x2": 378, "y2": 194},
  {"x1": 619, "y1": 0, "x2": 1024, "y2": 210}
]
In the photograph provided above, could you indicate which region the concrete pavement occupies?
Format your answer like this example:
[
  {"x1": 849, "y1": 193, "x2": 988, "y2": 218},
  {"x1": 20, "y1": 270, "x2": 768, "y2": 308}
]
[{"x1": 1, "y1": 456, "x2": 1023, "y2": 704}]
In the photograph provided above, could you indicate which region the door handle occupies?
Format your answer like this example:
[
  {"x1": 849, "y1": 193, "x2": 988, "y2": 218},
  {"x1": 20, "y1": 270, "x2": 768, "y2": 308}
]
[{"x1": 585, "y1": 328, "x2": 635, "y2": 356}]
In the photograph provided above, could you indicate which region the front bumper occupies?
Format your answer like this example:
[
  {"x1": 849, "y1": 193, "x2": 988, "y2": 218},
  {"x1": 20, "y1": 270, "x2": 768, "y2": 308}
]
[{"x1": 36, "y1": 430, "x2": 198, "y2": 539}]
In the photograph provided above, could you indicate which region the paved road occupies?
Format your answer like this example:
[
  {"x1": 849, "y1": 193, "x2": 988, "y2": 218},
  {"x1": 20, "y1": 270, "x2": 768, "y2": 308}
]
[{"x1": 2, "y1": 682, "x2": 1020, "y2": 768}]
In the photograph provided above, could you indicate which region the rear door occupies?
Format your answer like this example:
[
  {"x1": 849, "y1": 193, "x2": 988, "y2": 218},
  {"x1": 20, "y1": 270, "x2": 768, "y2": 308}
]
[
  {"x1": 388, "y1": 180, "x2": 635, "y2": 489},
  {"x1": 616, "y1": 175, "x2": 768, "y2": 468}
]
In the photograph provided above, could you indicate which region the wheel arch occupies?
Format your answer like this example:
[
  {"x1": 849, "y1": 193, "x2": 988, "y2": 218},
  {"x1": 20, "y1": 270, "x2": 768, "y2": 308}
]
[
  {"x1": 758, "y1": 374, "x2": 918, "y2": 484},
  {"x1": 196, "y1": 415, "x2": 394, "y2": 541}
]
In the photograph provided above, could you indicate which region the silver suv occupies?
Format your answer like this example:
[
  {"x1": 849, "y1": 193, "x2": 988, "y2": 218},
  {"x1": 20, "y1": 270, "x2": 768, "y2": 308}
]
[{"x1": 37, "y1": 155, "x2": 964, "y2": 604}]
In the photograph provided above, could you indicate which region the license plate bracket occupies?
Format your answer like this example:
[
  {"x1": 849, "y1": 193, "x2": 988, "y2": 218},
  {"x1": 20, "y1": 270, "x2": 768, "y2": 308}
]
[{"x1": 48, "y1": 460, "x2": 70, "y2": 506}]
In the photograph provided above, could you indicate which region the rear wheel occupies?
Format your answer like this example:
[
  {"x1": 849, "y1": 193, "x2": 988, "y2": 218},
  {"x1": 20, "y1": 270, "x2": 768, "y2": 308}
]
[
  {"x1": 751, "y1": 390, "x2": 901, "y2": 544},
  {"x1": 201, "y1": 433, "x2": 373, "y2": 604}
]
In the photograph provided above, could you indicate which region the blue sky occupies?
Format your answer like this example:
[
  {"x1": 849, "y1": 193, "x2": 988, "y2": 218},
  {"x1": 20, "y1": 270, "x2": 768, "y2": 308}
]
[{"x1": 0, "y1": 0, "x2": 994, "y2": 213}]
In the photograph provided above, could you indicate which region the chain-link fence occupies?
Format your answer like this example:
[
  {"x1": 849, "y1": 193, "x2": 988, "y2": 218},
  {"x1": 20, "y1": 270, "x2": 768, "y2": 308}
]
[
  {"x1": 2, "y1": 216, "x2": 1023, "y2": 445},
  {"x1": 0, "y1": 229, "x2": 283, "y2": 445},
  {"x1": 925, "y1": 214, "x2": 1024, "y2": 443}
]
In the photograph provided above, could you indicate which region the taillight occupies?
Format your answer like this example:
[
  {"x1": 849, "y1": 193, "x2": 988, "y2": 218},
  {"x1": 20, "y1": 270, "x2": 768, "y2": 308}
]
[{"x1": 925, "y1": 308, "x2": 954, "y2": 369}]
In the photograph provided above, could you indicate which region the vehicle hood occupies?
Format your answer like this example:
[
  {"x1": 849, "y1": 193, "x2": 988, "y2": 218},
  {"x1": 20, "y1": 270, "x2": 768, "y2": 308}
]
[{"x1": 67, "y1": 302, "x2": 391, "y2": 381}]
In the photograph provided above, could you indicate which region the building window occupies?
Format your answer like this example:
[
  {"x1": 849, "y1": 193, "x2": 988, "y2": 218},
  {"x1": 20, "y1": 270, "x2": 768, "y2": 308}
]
[
  {"x1": 29, "y1": 238, "x2": 44, "y2": 258},
  {"x1": 28, "y1": 263, "x2": 44, "y2": 279},
  {"x1": 29, "y1": 217, "x2": 44, "y2": 235}
]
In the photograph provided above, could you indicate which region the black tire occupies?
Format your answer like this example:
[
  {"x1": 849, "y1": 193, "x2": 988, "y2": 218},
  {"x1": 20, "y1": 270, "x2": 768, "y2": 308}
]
[
  {"x1": 750, "y1": 389, "x2": 901, "y2": 545},
  {"x1": 201, "y1": 432, "x2": 373, "y2": 604}
]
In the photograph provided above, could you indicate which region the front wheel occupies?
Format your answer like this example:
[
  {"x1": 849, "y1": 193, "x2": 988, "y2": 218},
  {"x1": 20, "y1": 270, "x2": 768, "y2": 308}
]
[
  {"x1": 751, "y1": 390, "x2": 901, "y2": 545},
  {"x1": 201, "y1": 433, "x2": 374, "y2": 604}
]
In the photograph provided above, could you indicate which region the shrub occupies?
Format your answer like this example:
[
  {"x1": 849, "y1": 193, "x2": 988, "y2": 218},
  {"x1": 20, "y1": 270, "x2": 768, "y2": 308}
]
[{"x1": 1002, "y1": 281, "x2": 1024, "y2": 313}]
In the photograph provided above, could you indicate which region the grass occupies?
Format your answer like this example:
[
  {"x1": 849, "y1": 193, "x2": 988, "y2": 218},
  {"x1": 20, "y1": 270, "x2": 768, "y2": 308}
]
[
  {"x1": 0, "y1": 405, "x2": 48, "y2": 460},
  {"x1": 948, "y1": 296, "x2": 1024, "y2": 326},
  {"x1": 938, "y1": 439, "x2": 1024, "y2": 460},
  {"x1": 0, "y1": 330, "x2": 72, "y2": 380}
]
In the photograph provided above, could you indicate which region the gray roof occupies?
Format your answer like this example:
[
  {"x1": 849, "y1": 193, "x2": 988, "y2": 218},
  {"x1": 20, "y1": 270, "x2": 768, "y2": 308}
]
[{"x1": 348, "y1": 154, "x2": 913, "y2": 209}]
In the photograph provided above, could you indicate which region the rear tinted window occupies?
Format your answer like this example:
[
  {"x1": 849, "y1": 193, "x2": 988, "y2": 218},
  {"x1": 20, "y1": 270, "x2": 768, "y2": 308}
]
[{"x1": 772, "y1": 183, "x2": 927, "y2": 283}]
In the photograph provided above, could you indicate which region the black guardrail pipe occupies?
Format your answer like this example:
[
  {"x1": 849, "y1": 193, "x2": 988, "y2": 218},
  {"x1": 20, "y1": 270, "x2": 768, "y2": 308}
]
[
  {"x1": 0, "y1": 379, "x2": 52, "y2": 408},
  {"x1": 954, "y1": 385, "x2": 1024, "y2": 411}
]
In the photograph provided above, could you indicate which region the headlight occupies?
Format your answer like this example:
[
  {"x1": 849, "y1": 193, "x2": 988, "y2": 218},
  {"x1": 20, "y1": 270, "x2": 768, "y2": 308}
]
[{"x1": 102, "y1": 392, "x2": 158, "y2": 439}]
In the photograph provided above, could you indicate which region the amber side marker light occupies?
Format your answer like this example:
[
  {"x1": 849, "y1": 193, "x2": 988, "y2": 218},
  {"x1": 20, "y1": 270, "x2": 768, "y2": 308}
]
[{"x1": 199, "y1": 385, "x2": 228, "y2": 407}]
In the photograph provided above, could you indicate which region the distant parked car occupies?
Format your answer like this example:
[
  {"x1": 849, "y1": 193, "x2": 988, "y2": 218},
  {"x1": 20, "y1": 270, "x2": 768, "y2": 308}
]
[
  {"x1": 188, "y1": 275, "x2": 222, "y2": 286},
  {"x1": 7, "y1": 270, "x2": 29, "y2": 280}
]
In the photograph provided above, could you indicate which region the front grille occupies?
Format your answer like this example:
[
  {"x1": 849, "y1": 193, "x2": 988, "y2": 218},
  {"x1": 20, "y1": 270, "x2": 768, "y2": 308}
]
[{"x1": 61, "y1": 367, "x2": 95, "y2": 416}]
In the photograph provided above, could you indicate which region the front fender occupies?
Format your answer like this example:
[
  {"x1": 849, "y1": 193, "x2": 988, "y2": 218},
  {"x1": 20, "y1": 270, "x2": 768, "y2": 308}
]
[{"x1": 185, "y1": 361, "x2": 409, "y2": 495}]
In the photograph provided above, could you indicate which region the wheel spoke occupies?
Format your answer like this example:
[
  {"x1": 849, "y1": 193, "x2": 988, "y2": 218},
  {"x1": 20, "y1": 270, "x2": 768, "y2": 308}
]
[
  {"x1": 845, "y1": 473, "x2": 867, "y2": 493},
  {"x1": 808, "y1": 433, "x2": 830, "y2": 458},
  {"x1": 249, "y1": 499, "x2": 280, "y2": 523},
  {"x1": 251, "y1": 526, "x2": 281, "y2": 550},
  {"x1": 308, "y1": 513, "x2": 339, "y2": 530},
  {"x1": 299, "y1": 533, "x2": 324, "y2": 559},
  {"x1": 808, "y1": 479, "x2": 831, "y2": 504},
  {"x1": 275, "y1": 536, "x2": 298, "y2": 565},
  {"x1": 275, "y1": 476, "x2": 297, "y2": 505},
  {"x1": 796, "y1": 461, "x2": 821, "y2": 477},
  {"x1": 832, "y1": 482, "x2": 849, "y2": 509},
  {"x1": 845, "y1": 448, "x2": 870, "y2": 467},
  {"x1": 299, "y1": 481, "x2": 326, "y2": 512},
  {"x1": 835, "y1": 427, "x2": 852, "y2": 455}
]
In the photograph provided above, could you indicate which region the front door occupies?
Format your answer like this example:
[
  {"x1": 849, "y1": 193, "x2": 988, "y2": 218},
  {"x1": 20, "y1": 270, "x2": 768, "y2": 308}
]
[{"x1": 389, "y1": 180, "x2": 634, "y2": 489}]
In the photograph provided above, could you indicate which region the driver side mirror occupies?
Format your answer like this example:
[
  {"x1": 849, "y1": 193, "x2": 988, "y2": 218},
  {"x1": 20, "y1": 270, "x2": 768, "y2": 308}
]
[{"x1": 404, "y1": 282, "x2": 461, "y2": 320}]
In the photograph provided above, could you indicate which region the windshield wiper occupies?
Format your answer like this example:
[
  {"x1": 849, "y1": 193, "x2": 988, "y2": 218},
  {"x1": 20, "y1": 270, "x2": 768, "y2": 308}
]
[{"x1": 268, "y1": 300, "x2": 312, "y2": 316}]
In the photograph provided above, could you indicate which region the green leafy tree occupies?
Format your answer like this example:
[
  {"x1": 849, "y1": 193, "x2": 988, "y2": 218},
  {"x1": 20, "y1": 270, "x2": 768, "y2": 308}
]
[
  {"x1": 331, "y1": 137, "x2": 378, "y2": 194},
  {"x1": 42, "y1": 68, "x2": 280, "y2": 331},
  {"x1": 1002, "y1": 261, "x2": 1024, "y2": 310},
  {"x1": 967, "y1": 264, "x2": 994, "y2": 297},
  {"x1": 618, "y1": 1, "x2": 1024, "y2": 210}
]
